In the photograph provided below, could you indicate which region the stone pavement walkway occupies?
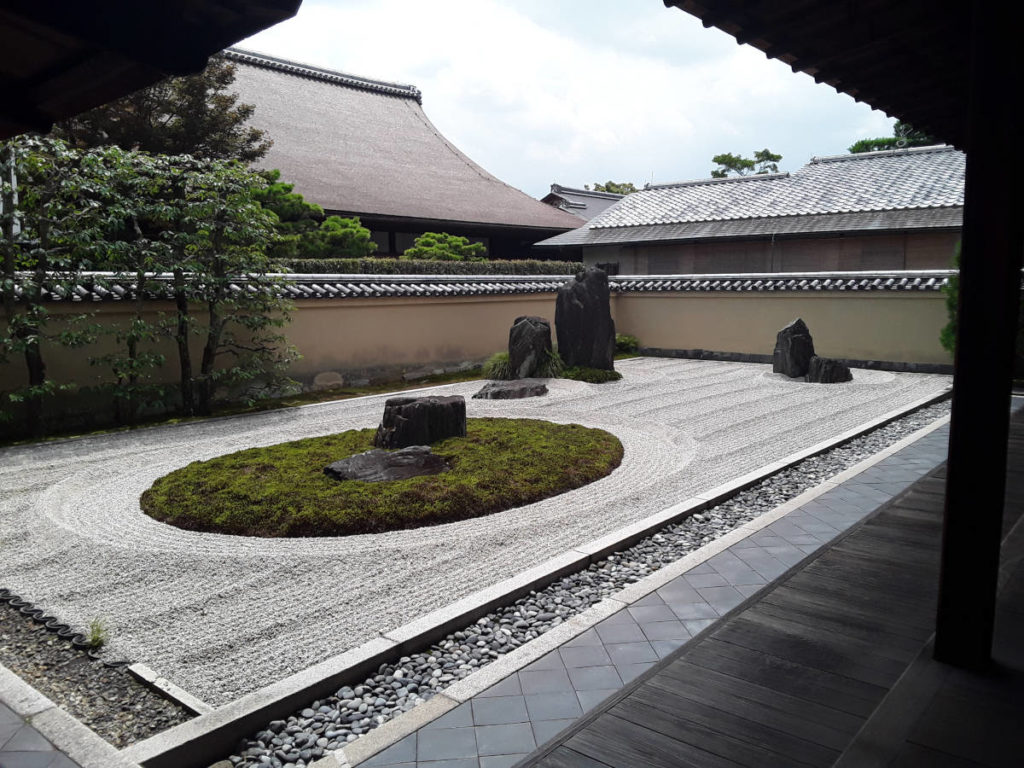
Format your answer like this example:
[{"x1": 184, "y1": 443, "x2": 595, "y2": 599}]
[
  {"x1": 0, "y1": 701, "x2": 80, "y2": 768},
  {"x1": 352, "y1": 418, "x2": 952, "y2": 767}
]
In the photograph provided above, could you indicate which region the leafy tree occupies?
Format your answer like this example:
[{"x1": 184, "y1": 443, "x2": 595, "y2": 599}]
[
  {"x1": 0, "y1": 137, "x2": 114, "y2": 437},
  {"x1": 52, "y1": 54, "x2": 271, "y2": 163},
  {"x1": 402, "y1": 232, "x2": 486, "y2": 261},
  {"x1": 711, "y1": 149, "x2": 782, "y2": 178},
  {"x1": 253, "y1": 170, "x2": 376, "y2": 261},
  {"x1": 939, "y1": 243, "x2": 960, "y2": 355},
  {"x1": 159, "y1": 157, "x2": 298, "y2": 416},
  {"x1": 849, "y1": 121, "x2": 937, "y2": 154},
  {"x1": 586, "y1": 181, "x2": 638, "y2": 194}
]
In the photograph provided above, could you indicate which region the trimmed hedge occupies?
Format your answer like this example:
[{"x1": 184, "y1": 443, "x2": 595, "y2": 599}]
[{"x1": 280, "y1": 258, "x2": 584, "y2": 275}]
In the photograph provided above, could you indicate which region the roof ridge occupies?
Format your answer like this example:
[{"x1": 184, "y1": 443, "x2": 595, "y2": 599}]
[
  {"x1": 224, "y1": 48, "x2": 422, "y2": 103},
  {"x1": 809, "y1": 144, "x2": 956, "y2": 164},
  {"x1": 646, "y1": 172, "x2": 790, "y2": 191}
]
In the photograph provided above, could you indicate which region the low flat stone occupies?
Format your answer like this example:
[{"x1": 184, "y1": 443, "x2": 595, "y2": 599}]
[
  {"x1": 324, "y1": 446, "x2": 451, "y2": 483},
  {"x1": 472, "y1": 379, "x2": 549, "y2": 400},
  {"x1": 807, "y1": 355, "x2": 854, "y2": 383}
]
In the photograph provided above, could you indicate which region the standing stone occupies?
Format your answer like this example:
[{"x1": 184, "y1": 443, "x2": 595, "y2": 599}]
[
  {"x1": 773, "y1": 318, "x2": 816, "y2": 378},
  {"x1": 508, "y1": 316, "x2": 553, "y2": 379},
  {"x1": 806, "y1": 356, "x2": 853, "y2": 383},
  {"x1": 373, "y1": 396, "x2": 466, "y2": 449},
  {"x1": 555, "y1": 267, "x2": 616, "y2": 370}
]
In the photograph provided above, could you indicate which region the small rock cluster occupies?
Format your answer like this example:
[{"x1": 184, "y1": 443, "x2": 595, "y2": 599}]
[
  {"x1": 227, "y1": 400, "x2": 950, "y2": 768},
  {"x1": 773, "y1": 318, "x2": 852, "y2": 382}
]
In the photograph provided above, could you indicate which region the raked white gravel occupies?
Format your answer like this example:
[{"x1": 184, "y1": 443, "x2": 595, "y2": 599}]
[{"x1": 0, "y1": 358, "x2": 950, "y2": 705}]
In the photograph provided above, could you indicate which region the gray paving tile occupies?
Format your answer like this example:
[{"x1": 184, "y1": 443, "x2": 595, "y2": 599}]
[
  {"x1": 627, "y1": 604, "x2": 677, "y2": 624},
  {"x1": 519, "y1": 668, "x2": 574, "y2": 694},
  {"x1": 471, "y1": 696, "x2": 528, "y2": 726},
  {"x1": 616, "y1": 662, "x2": 656, "y2": 682},
  {"x1": 523, "y1": 651, "x2": 564, "y2": 672},
  {"x1": 736, "y1": 584, "x2": 765, "y2": 598},
  {"x1": 559, "y1": 644, "x2": 612, "y2": 668},
  {"x1": 479, "y1": 755, "x2": 526, "y2": 768},
  {"x1": 656, "y1": 580, "x2": 701, "y2": 604},
  {"x1": 420, "y1": 760, "x2": 479, "y2": 768},
  {"x1": 422, "y1": 701, "x2": 473, "y2": 730},
  {"x1": 566, "y1": 664, "x2": 623, "y2": 691},
  {"x1": 696, "y1": 585, "x2": 745, "y2": 612},
  {"x1": 594, "y1": 621, "x2": 645, "y2": 645},
  {"x1": 2, "y1": 726, "x2": 53, "y2": 751},
  {"x1": 652, "y1": 637, "x2": 688, "y2": 657},
  {"x1": 0, "y1": 755, "x2": 66, "y2": 768},
  {"x1": 418, "y1": 726, "x2": 478, "y2": 761},
  {"x1": 630, "y1": 592, "x2": 666, "y2": 607},
  {"x1": 639, "y1": 619, "x2": 691, "y2": 641},
  {"x1": 577, "y1": 688, "x2": 619, "y2": 712},
  {"x1": 530, "y1": 718, "x2": 577, "y2": 747},
  {"x1": 684, "y1": 572, "x2": 730, "y2": 589},
  {"x1": 685, "y1": 562, "x2": 717, "y2": 575},
  {"x1": 46, "y1": 756, "x2": 81, "y2": 768},
  {"x1": 605, "y1": 641, "x2": 658, "y2": 666},
  {"x1": 0, "y1": 719, "x2": 22, "y2": 749},
  {"x1": 474, "y1": 722, "x2": 535, "y2": 756},
  {"x1": 476, "y1": 675, "x2": 522, "y2": 698},
  {"x1": 524, "y1": 691, "x2": 583, "y2": 721},
  {"x1": 717, "y1": 566, "x2": 767, "y2": 586},
  {"x1": 682, "y1": 618, "x2": 718, "y2": 635},
  {"x1": 598, "y1": 609, "x2": 634, "y2": 625},
  {"x1": 562, "y1": 628, "x2": 602, "y2": 647},
  {"x1": 363, "y1": 733, "x2": 417, "y2": 765},
  {"x1": 668, "y1": 601, "x2": 719, "y2": 620}
]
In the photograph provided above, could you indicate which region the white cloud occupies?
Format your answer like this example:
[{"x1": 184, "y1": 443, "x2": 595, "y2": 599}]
[{"x1": 242, "y1": 0, "x2": 897, "y2": 197}]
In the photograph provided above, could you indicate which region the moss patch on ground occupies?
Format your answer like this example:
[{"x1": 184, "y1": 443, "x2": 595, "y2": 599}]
[{"x1": 140, "y1": 418, "x2": 623, "y2": 537}]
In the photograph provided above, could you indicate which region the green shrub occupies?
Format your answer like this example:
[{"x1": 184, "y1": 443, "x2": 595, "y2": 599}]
[
  {"x1": 482, "y1": 351, "x2": 513, "y2": 380},
  {"x1": 537, "y1": 349, "x2": 565, "y2": 378},
  {"x1": 561, "y1": 366, "x2": 623, "y2": 383},
  {"x1": 280, "y1": 258, "x2": 584, "y2": 275},
  {"x1": 401, "y1": 232, "x2": 487, "y2": 261},
  {"x1": 939, "y1": 243, "x2": 960, "y2": 355},
  {"x1": 615, "y1": 334, "x2": 640, "y2": 354},
  {"x1": 140, "y1": 418, "x2": 624, "y2": 537}
]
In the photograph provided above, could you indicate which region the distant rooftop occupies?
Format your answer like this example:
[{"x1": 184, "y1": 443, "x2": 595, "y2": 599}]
[
  {"x1": 540, "y1": 145, "x2": 964, "y2": 247},
  {"x1": 540, "y1": 184, "x2": 625, "y2": 221},
  {"x1": 224, "y1": 49, "x2": 581, "y2": 232}
]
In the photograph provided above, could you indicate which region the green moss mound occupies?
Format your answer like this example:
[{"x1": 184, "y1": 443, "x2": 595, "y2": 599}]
[
  {"x1": 141, "y1": 418, "x2": 623, "y2": 538},
  {"x1": 561, "y1": 366, "x2": 623, "y2": 383}
]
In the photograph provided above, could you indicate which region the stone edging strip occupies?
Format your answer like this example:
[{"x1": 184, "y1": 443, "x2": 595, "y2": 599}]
[
  {"x1": 121, "y1": 387, "x2": 951, "y2": 768},
  {"x1": 0, "y1": 662, "x2": 143, "y2": 768},
  {"x1": 127, "y1": 664, "x2": 215, "y2": 716}
]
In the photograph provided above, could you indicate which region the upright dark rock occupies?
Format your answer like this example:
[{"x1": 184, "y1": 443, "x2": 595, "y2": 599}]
[
  {"x1": 508, "y1": 316, "x2": 552, "y2": 378},
  {"x1": 373, "y1": 395, "x2": 467, "y2": 449},
  {"x1": 555, "y1": 267, "x2": 616, "y2": 370},
  {"x1": 773, "y1": 318, "x2": 816, "y2": 378},
  {"x1": 806, "y1": 356, "x2": 853, "y2": 383}
]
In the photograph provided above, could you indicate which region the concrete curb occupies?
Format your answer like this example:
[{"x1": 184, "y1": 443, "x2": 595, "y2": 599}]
[
  {"x1": 0, "y1": 663, "x2": 143, "y2": 768},
  {"x1": 122, "y1": 388, "x2": 950, "y2": 768}
]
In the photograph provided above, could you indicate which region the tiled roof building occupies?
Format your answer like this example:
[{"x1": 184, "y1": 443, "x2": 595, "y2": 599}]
[
  {"x1": 225, "y1": 49, "x2": 580, "y2": 258},
  {"x1": 538, "y1": 145, "x2": 964, "y2": 274},
  {"x1": 540, "y1": 184, "x2": 625, "y2": 221}
]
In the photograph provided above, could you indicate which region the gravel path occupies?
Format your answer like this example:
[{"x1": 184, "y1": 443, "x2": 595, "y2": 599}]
[{"x1": 0, "y1": 359, "x2": 951, "y2": 707}]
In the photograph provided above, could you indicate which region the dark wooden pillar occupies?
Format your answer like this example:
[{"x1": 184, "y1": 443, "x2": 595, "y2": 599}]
[{"x1": 935, "y1": 4, "x2": 1024, "y2": 668}]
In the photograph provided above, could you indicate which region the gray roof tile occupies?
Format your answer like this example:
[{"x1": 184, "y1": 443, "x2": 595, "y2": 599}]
[{"x1": 540, "y1": 147, "x2": 964, "y2": 247}]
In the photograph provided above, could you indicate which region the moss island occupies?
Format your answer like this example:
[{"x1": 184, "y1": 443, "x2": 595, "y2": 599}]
[{"x1": 141, "y1": 417, "x2": 623, "y2": 537}]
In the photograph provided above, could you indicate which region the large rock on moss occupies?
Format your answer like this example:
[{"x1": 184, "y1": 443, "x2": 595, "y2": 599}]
[
  {"x1": 473, "y1": 379, "x2": 549, "y2": 400},
  {"x1": 806, "y1": 356, "x2": 853, "y2": 383},
  {"x1": 773, "y1": 318, "x2": 816, "y2": 378},
  {"x1": 555, "y1": 267, "x2": 615, "y2": 370},
  {"x1": 373, "y1": 395, "x2": 466, "y2": 449},
  {"x1": 324, "y1": 446, "x2": 451, "y2": 482},
  {"x1": 509, "y1": 316, "x2": 552, "y2": 378}
]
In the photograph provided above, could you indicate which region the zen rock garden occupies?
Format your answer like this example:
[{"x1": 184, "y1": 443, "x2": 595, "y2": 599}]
[{"x1": 773, "y1": 318, "x2": 853, "y2": 383}]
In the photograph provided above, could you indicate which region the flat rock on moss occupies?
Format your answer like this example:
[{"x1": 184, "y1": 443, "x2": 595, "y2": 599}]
[
  {"x1": 324, "y1": 446, "x2": 451, "y2": 482},
  {"x1": 472, "y1": 379, "x2": 549, "y2": 400}
]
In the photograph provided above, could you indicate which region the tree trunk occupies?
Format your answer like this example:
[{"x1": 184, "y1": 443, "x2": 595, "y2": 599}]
[{"x1": 173, "y1": 268, "x2": 194, "y2": 417}]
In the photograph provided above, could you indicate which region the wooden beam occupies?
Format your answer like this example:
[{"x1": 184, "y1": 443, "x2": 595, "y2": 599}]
[{"x1": 935, "y1": 2, "x2": 1023, "y2": 669}]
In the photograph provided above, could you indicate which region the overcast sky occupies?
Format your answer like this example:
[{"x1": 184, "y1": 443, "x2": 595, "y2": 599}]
[{"x1": 240, "y1": 0, "x2": 896, "y2": 199}]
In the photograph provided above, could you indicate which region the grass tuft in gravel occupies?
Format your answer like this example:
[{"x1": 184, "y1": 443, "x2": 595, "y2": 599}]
[{"x1": 141, "y1": 417, "x2": 623, "y2": 537}]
